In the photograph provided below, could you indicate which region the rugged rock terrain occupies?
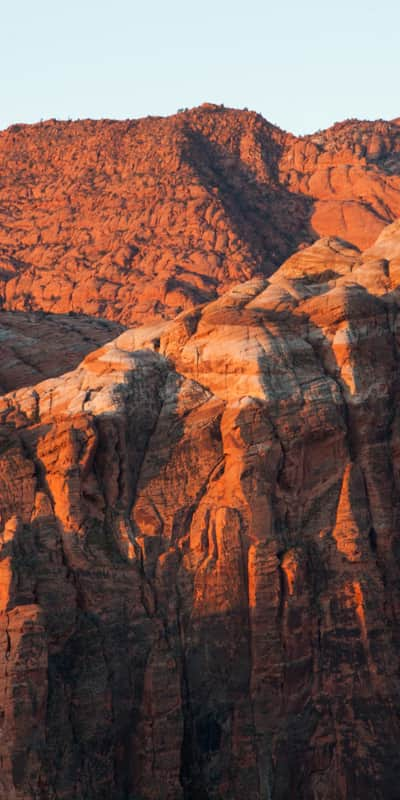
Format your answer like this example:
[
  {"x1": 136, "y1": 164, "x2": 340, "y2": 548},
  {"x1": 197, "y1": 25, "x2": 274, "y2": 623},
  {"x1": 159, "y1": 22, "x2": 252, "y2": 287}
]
[
  {"x1": 1, "y1": 107, "x2": 400, "y2": 324},
  {"x1": 0, "y1": 311, "x2": 123, "y2": 394},
  {"x1": 2, "y1": 221, "x2": 400, "y2": 798}
]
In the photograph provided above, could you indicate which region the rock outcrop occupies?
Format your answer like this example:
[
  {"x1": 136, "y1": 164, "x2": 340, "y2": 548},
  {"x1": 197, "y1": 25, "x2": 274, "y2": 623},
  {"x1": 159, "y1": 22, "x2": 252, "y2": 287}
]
[
  {"x1": 1, "y1": 108, "x2": 400, "y2": 325},
  {"x1": 1, "y1": 223, "x2": 400, "y2": 798}
]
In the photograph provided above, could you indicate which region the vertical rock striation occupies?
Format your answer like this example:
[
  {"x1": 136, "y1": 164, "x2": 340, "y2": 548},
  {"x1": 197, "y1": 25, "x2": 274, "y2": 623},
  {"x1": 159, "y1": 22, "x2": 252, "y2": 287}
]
[{"x1": 1, "y1": 225, "x2": 400, "y2": 797}]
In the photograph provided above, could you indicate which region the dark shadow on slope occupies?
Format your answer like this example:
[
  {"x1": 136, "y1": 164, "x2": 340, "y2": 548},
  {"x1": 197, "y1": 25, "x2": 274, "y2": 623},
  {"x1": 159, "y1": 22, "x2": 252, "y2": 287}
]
[{"x1": 181, "y1": 126, "x2": 316, "y2": 275}]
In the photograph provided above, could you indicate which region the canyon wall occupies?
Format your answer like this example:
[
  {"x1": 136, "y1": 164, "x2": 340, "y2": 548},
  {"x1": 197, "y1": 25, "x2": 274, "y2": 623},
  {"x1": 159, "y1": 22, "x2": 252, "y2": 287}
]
[{"x1": 1, "y1": 224, "x2": 400, "y2": 798}]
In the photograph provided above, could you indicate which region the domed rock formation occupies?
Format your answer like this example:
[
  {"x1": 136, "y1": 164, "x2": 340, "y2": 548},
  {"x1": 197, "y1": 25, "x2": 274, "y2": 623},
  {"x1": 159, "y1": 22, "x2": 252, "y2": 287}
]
[{"x1": 1, "y1": 224, "x2": 400, "y2": 798}]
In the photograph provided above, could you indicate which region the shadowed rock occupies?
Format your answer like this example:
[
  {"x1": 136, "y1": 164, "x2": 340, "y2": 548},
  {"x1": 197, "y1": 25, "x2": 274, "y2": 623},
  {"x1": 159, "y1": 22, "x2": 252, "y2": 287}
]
[{"x1": 1, "y1": 225, "x2": 400, "y2": 797}]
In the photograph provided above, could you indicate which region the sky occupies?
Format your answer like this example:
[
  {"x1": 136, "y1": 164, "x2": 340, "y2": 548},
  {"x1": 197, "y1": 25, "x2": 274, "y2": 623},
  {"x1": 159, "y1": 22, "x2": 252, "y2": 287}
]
[{"x1": 2, "y1": 0, "x2": 399, "y2": 135}]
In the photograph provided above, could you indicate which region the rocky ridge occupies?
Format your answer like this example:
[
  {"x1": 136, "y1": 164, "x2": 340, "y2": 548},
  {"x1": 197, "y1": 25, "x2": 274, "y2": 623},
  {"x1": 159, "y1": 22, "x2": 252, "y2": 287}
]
[
  {"x1": 1, "y1": 222, "x2": 400, "y2": 797},
  {"x1": 1, "y1": 107, "x2": 400, "y2": 325}
]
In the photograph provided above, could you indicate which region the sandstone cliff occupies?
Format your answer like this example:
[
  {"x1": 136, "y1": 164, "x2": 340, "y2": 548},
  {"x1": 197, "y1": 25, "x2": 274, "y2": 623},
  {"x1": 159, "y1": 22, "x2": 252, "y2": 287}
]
[
  {"x1": 1, "y1": 223, "x2": 400, "y2": 798},
  {"x1": 1, "y1": 107, "x2": 400, "y2": 325}
]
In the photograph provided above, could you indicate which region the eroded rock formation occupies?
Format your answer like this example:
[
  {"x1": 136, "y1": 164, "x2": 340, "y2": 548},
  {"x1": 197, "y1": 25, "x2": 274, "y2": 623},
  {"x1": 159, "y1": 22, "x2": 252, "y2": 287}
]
[
  {"x1": 1, "y1": 107, "x2": 400, "y2": 324},
  {"x1": 1, "y1": 223, "x2": 400, "y2": 798}
]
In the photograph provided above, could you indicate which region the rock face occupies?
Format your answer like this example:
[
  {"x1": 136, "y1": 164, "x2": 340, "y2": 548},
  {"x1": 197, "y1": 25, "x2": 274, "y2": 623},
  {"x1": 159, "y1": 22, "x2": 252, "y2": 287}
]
[
  {"x1": 2, "y1": 222, "x2": 400, "y2": 798},
  {"x1": 1, "y1": 108, "x2": 400, "y2": 325}
]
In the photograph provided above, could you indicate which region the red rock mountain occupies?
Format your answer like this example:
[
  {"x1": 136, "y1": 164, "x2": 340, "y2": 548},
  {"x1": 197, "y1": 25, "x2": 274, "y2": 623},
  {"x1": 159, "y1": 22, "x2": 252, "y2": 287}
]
[
  {"x1": 2, "y1": 220, "x2": 400, "y2": 798},
  {"x1": 1, "y1": 106, "x2": 400, "y2": 324}
]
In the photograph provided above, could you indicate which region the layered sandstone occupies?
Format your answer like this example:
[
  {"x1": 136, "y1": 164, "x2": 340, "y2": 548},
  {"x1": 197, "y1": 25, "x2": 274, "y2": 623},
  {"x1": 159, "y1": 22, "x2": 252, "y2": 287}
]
[
  {"x1": 1, "y1": 108, "x2": 400, "y2": 325},
  {"x1": 1, "y1": 223, "x2": 400, "y2": 798}
]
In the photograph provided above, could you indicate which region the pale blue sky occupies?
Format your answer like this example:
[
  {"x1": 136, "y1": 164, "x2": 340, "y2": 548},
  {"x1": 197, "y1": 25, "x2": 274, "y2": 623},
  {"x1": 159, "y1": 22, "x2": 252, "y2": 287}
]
[{"x1": 2, "y1": 0, "x2": 399, "y2": 134}]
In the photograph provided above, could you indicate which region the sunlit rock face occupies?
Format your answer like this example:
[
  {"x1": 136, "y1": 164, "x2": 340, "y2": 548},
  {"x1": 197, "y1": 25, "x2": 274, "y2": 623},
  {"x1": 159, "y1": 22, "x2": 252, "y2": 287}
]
[
  {"x1": 1, "y1": 223, "x2": 400, "y2": 798},
  {"x1": 1, "y1": 108, "x2": 400, "y2": 326}
]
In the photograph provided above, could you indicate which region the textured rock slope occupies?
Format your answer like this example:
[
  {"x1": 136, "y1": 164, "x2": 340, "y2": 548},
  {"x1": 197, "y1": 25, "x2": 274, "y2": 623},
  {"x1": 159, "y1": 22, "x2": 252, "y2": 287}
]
[
  {"x1": 0, "y1": 311, "x2": 123, "y2": 394},
  {"x1": 1, "y1": 107, "x2": 400, "y2": 324},
  {"x1": 2, "y1": 222, "x2": 400, "y2": 798}
]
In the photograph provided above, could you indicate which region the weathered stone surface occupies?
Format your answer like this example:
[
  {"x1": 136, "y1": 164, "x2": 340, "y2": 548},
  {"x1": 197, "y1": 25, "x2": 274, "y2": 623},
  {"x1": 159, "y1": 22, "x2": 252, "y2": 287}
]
[
  {"x1": 0, "y1": 311, "x2": 123, "y2": 393},
  {"x1": 1, "y1": 224, "x2": 400, "y2": 798},
  {"x1": 1, "y1": 109, "x2": 400, "y2": 325}
]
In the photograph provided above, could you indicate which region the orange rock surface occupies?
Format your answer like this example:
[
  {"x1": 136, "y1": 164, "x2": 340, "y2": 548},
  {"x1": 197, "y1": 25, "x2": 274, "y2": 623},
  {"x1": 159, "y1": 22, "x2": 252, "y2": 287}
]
[
  {"x1": 0, "y1": 311, "x2": 123, "y2": 393},
  {"x1": 1, "y1": 107, "x2": 400, "y2": 324},
  {"x1": 1, "y1": 223, "x2": 400, "y2": 797}
]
